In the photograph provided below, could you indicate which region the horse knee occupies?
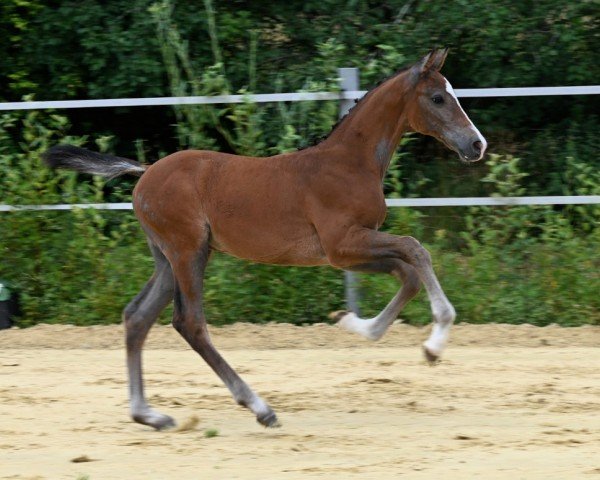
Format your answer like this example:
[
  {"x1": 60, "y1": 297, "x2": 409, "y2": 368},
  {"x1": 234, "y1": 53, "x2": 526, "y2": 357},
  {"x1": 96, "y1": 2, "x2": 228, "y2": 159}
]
[
  {"x1": 124, "y1": 273, "x2": 174, "y2": 349},
  {"x1": 123, "y1": 278, "x2": 152, "y2": 323},
  {"x1": 435, "y1": 302, "x2": 456, "y2": 325},
  {"x1": 124, "y1": 307, "x2": 149, "y2": 349},
  {"x1": 121, "y1": 298, "x2": 144, "y2": 334},
  {"x1": 392, "y1": 236, "x2": 431, "y2": 270},
  {"x1": 392, "y1": 260, "x2": 421, "y2": 297},
  {"x1": 403, "y1": 271, "x2": 421, "y2": 297},
  {"x1": 123, "y1": 298, "x2": 144, "y2": 326},
  {"x1": 171, "y1": 290, "x2": 207, "y2": 341}
]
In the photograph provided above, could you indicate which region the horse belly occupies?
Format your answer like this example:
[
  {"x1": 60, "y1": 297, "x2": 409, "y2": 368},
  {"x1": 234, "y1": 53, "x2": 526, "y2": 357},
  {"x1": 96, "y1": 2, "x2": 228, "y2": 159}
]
[{"x1": 208, "y1": 214, "x2": 327, "y2": 266}]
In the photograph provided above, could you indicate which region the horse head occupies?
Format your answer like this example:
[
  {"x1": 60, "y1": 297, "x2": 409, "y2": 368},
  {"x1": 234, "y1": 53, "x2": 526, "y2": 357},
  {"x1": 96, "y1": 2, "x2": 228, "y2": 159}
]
[{"x1": 404, "y1": 48, "x2": 487, "y2": 162}]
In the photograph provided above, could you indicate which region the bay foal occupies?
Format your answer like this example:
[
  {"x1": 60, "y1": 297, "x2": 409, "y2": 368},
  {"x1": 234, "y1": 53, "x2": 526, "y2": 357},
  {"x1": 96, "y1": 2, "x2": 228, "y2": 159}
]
[{"x1": 44, "y1": 49, "x2": 486, "y2": 429}]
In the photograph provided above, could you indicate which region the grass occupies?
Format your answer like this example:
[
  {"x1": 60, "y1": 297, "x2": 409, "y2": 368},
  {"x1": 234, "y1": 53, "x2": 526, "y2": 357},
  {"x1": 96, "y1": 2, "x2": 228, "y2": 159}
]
[{"x1": 204, "y1": 428, "x2": 219, "y2": 438}]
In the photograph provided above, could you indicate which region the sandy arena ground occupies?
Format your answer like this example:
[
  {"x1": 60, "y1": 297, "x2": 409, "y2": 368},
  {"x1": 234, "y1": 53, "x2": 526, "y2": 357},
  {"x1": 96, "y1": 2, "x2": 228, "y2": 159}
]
[{"x1": 0, "y1": 322, "x2": 598, "y2": 479}]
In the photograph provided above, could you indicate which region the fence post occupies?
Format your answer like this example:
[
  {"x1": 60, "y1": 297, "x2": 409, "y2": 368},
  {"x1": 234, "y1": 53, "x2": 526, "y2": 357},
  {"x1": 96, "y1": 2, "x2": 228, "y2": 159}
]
[{"x1": 338, "y1": 67, "x2": 361, "y2": 315}]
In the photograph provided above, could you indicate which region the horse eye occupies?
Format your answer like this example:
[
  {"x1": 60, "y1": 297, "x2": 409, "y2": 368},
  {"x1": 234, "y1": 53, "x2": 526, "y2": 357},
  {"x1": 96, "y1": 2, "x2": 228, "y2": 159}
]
[{"x1": 432, "y1": 95, "x2": 444, "y2": 104}]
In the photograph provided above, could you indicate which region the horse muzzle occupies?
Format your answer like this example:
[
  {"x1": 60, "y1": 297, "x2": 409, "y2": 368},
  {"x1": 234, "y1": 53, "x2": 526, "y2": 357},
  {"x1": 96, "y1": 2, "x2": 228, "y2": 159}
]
[{"x1": 454, "y1": 135, "x2": 487, "y2": 163}]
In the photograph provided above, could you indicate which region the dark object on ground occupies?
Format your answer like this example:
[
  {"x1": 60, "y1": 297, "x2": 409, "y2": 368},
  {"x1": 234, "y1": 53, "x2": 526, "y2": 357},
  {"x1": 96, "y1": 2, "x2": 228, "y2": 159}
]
[{"x1": 0, "y1": 281, "x2": 20, "y2": 329}]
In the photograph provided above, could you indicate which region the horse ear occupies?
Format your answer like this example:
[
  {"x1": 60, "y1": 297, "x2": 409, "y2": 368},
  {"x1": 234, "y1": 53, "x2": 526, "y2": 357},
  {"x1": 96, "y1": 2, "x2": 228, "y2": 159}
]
[
  {"x1": 413, "y1": 48, "x2": 449, "y2": 76},
  {"x1": 432, "y1": 47, "x2": 449, "y2": 71}
]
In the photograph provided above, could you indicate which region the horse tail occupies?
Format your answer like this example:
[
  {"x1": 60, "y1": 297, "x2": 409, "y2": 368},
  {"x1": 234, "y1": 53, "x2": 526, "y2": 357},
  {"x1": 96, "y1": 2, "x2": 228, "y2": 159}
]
[{"x1": 42, "y1": 145, "x2": 147, "y2": 179}]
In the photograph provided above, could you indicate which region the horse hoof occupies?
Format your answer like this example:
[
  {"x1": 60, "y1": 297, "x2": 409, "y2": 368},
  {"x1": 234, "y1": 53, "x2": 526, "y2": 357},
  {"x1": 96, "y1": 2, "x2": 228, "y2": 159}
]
[
  {"x1": 422, "y1": 344, "x2": 440, "y2": 365},
  {"x1": 257, "y1": 411, "x2": 281, "y2": 428},
  {"x1": 155, "y1": 416, "x2": 177, "y2": 431},
  {"x1": 328, "y1": 310, "x2": 349, "y2": 323},
  {"x1": 133, "y1": 411, "x2": 176, "y2": 431}
]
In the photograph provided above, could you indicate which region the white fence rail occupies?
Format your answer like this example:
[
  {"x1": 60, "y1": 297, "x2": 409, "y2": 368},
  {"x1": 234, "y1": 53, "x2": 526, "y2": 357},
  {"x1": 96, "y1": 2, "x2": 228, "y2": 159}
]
[
  {"x1": 3, "y1": 196, "x2": 599, "y2": 212},
  {"x1": 1, "y1": 69, "x2": 598, "y2": 216},
  {"x1": 0, "y1": 86, "x2": 599, "y2": 111},
  {"x1": 385, "y1": 196, "x2": 600, "y2": 207}
]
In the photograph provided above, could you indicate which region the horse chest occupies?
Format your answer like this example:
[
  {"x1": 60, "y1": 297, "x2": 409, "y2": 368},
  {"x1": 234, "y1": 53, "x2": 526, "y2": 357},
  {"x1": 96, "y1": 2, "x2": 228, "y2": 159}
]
[{"x1": 317, "y1": 184, "x2": 386, "y2": 229}]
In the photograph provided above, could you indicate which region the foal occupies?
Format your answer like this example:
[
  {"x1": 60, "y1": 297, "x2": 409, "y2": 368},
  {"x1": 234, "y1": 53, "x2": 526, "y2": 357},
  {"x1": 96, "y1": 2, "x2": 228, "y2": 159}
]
[{"x1": 44, "y1": 48, "x2": 486, "y2": 430}]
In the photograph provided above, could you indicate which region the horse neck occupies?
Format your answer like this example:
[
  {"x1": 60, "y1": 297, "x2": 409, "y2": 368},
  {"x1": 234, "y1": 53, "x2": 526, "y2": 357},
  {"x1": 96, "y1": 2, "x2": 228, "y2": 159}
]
[{"x1": 319, "y1": 71, "x2": 412, "y2": 178}]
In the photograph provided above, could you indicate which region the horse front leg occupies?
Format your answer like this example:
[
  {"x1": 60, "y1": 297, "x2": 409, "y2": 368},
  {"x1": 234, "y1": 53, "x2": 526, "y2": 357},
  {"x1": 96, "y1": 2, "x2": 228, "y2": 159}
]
[
  {"x1": 332, "y1": 259, "x2": 421, "y2": 340},
  {"x1": 325, "y1": 227, "x2": 455, "y2": 363}
]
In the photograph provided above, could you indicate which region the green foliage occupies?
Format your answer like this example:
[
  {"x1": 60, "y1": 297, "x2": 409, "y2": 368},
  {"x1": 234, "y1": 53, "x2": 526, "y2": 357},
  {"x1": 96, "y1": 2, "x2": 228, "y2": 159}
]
[
  {"x1": 0, "y1": 112, "x2": 597, "y2": 328},
  {"x1": 202, "y1": 255, "x2": 344, "y2": 326},
  {"x1": 358, "y1": 155, "x2": 599, "y2": 326},
  {"x1": 1, "y1": 0, "x2": 597, "y2": 197},
  {"x1": 0, "y1": 109, "x2": 345, "y2": 327},
  {"x1": 0, "y1": 111, "x2": 344, "y2": 327},
  {"x1": 149, "y1": 0, "x2": 338, "y2": 154},
  {"x1": 463, "y1": 154, "x2": 599, "y2": 252},
  {"x1": 0, "y1": 2, "x2": 597, "y2": 328},
  {"x1": 203, "y1": 428, "x2": 219, "y2": 438},
  {"x1": 463, "y1": 154, "x2": 545, "y2": 250},
  {"x1": 0, "y1": 110, "x2": 153, "y2": 326},
  {"x1": 358, "y1": 233, "x2": 599, "y2": 327}
]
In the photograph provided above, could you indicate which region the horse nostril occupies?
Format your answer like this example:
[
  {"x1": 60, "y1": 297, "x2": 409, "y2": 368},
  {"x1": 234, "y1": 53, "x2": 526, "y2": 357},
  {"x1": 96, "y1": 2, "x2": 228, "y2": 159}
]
[{"x1": 473, "y1": 140, "x2": 483, "y2": 153}]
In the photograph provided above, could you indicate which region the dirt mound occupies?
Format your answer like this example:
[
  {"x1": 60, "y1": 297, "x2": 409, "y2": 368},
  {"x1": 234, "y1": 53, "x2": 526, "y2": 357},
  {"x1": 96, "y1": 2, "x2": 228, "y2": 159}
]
[{"x1": 0, "y1": 321, "x2": 597, "y2": 350}]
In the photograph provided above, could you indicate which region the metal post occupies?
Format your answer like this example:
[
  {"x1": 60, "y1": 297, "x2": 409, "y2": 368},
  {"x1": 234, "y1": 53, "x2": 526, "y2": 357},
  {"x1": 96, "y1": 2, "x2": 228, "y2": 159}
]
[{"x1": 338, "y1": 68, "x2": 361, "y2": 315}]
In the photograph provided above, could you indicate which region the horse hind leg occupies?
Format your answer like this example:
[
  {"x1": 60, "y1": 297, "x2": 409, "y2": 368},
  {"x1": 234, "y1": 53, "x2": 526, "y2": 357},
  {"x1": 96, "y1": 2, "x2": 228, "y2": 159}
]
[
  {"x1": 124, "y1": 242, "x2": 175, "y2": 430},
  {"x1": 334, "y1": 259, "x2": 421, "y2": 341},
  {"x1": 168, "y1": 233, "x2": 280, "y2": 428}
]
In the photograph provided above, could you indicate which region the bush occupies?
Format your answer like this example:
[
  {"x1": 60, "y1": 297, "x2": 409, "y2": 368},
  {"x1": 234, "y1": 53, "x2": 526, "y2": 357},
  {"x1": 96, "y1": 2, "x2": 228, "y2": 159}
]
[
  {"x1": 0, "y1": 111, "x2": 154, "y2": 325},
  {"x1": 0, "y1": 113, "x2": 597, "y2": 327},
  {"x1": 0, "y1": 109, "x2": 344, "y2": 327},
  {"x1": 357, "y1": 154, "x2": 599, "y2": 326}
]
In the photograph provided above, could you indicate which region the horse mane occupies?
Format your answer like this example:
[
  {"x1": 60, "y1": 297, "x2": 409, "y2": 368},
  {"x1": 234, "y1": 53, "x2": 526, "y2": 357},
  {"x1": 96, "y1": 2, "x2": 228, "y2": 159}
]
[{"x1": 304, "y1": 64, "x2": 413, "y2": 150}]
